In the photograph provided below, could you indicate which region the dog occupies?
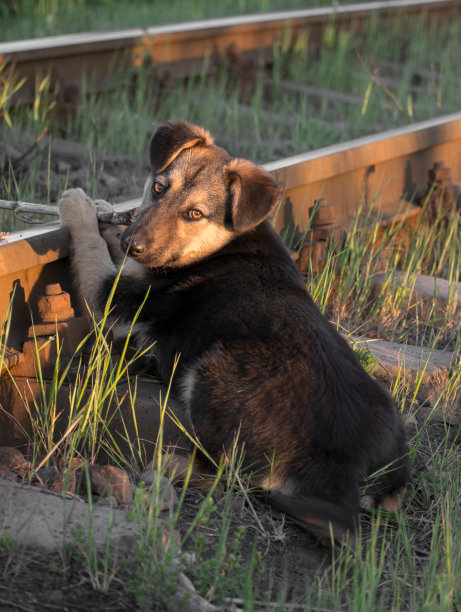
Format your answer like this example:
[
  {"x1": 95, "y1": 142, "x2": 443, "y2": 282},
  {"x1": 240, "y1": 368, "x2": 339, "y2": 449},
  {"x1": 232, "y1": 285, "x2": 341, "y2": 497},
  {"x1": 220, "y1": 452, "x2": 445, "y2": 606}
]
[{"x1": 59, "y1": 120, "x2": 409, "y2": 543}]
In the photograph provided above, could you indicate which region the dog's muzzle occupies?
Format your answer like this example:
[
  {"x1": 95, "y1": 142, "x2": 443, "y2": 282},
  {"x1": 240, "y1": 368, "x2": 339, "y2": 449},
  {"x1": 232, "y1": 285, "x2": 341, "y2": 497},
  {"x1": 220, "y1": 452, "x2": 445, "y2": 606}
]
[{"x1": 121, "y1": 227, "x2": 145, "y2": 257}]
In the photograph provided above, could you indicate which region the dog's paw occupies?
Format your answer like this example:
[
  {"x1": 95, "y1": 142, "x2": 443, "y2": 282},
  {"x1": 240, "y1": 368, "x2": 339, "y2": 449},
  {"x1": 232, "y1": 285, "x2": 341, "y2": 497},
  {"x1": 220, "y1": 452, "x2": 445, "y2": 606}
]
[
  {"x1": 94, "y1": 199, "x2": 115, "y2": 214},
  {"x1": 59, "y1": 188, "x2": 99, "y2": 235},
  {"x1": 94, "y1": 199, "x2": 124, "y2": 261}
]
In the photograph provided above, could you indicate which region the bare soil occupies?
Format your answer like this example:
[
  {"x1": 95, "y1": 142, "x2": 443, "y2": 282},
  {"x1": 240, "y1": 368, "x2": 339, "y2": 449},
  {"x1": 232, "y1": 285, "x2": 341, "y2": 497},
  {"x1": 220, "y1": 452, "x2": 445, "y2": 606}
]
[{"x1": 0, "y1": 403, "x2": 459, "y2": 611}]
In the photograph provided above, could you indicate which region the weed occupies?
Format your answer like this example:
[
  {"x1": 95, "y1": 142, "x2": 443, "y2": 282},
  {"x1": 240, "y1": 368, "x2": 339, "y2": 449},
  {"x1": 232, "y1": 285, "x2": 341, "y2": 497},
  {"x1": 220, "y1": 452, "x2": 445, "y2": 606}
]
[
  {"x1": 1, "y1": 194, "x2": 461, "y2": 607},
  {"x1": 1, "y1": 7, "x2": 461, "y2": 609},
  {"x1": 1, "y1": 0, "x2": 370, "y2": 42}
]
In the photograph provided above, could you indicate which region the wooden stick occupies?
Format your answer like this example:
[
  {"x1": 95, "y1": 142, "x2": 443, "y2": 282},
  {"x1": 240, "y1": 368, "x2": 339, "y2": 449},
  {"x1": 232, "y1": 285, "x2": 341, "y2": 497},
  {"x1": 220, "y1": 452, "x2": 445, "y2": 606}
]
[{"x1": 0, "y1": 199, "x2": 138, "y2": 225}]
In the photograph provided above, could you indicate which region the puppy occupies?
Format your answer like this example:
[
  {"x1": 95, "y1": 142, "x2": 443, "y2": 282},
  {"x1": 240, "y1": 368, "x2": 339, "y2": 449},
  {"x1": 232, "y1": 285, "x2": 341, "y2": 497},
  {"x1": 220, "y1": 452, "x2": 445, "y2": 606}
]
[{"x1": 59, "y1": 120, "x2": 409, "y2": 543}]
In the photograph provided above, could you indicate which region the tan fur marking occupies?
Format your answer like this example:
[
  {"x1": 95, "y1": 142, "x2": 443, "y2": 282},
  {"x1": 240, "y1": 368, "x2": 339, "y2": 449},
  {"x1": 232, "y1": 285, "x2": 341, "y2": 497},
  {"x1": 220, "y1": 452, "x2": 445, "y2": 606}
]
[
  {"x1": 379, "y1": 487, "x2": 406, "y2": 514},
  {"x1": 192, "y1": 125, "x2": 214, "y2": 146},
  {"x1": 157, "y1": 137, "x2": 204, "y2": 174},
  {"x1": 164, "y1": 453, "x2": 219, "y2": 492},
  {"x1": 177, "y1": 221, "x2": 234, "y2": 266},
  {"x1": 180, "y1": 367, "x2": 197, "y2": 405},
  {"x1": 259, "y1": 475, "x2": 296, "y2": 495}
]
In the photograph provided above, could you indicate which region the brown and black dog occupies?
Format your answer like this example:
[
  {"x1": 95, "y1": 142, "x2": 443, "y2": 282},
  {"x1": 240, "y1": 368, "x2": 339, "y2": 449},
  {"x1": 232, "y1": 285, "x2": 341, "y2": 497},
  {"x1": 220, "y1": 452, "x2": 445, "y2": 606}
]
[{"x1": 59, "y1": 120, "x2": 409, "y2": 543}]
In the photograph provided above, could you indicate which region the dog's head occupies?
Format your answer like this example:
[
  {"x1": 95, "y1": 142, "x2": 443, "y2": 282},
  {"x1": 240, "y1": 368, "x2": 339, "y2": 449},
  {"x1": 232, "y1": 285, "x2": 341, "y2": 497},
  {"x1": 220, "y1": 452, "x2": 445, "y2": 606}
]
[{"x1": 121, "y1": 121, "x2": 280, "y2": 268}]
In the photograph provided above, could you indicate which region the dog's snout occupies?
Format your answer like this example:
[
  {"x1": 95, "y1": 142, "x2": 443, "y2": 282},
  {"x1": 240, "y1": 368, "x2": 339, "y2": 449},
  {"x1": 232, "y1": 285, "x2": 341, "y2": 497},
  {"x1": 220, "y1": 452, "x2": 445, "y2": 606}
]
[
  {"x1": 121, "y1": 229, "x2": 145, "y2": 257},
  {"x1": 128, "y1": 240, "x2": 145, "y2": 256}
]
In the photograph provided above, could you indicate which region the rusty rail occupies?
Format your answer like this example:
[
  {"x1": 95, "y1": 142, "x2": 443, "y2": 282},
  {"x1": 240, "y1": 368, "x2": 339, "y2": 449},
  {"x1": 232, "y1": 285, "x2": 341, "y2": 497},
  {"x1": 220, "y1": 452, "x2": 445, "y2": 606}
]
[
  {"x1": 1, "y1": 111, "x2": 461, "y2": 446},
  {"x1": 1, "y1": 111, "x2": 461, "y2": 347},
  {"x1": 1, "y1": 0, "x2": 460, "y2": 104}
]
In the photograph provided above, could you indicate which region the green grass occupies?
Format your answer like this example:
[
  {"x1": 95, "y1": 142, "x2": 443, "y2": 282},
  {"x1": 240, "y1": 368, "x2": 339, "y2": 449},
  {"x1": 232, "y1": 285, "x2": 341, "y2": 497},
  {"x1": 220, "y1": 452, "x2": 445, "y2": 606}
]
[
  {"x1": 2, "y1": 192, "x2": 461, "y2": 608},
  {"x1": 1, "y1": 6, "x2": 461, "y2": 609}
]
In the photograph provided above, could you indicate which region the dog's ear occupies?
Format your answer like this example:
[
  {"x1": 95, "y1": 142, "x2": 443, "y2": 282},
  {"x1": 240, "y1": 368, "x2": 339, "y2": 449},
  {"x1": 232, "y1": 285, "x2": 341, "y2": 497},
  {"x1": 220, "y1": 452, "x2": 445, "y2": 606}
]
[
  {"x1": 226, "y1": 159, "x2": 280, "y2": 232},
  {"x1": 150, "y1": 121, "x2": 213, "y2": 174}
]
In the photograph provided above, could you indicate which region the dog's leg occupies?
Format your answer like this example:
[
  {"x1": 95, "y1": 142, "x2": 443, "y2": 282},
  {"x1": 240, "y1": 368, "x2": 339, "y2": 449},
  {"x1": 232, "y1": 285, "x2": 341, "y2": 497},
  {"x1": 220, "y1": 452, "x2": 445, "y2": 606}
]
[
  {"x1": 370, "y1": 427, "x2": 409, "y2": 516},
  {"x1": 164, "y1": 451, "x2": 220, "y2": 493},
  {"x1": 59, "y1": 188, "x2": 117, "y2": 318},
  {"x1": 94, "y1": 199, "x2": 149, "y2": 283},
  {"x1": 378, "y1": 487, "x2": 406, "y2": 514},
  {"x1": 94, "y1": 199, "x2": 126, "y2": 265}
]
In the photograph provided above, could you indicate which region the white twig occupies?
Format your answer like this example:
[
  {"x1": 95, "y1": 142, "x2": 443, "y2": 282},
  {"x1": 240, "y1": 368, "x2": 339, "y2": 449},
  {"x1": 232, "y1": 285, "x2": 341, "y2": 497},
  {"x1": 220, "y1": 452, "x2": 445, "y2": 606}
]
[{"x1": 0, "y1": 199, "x2": 138, "y2": 225}]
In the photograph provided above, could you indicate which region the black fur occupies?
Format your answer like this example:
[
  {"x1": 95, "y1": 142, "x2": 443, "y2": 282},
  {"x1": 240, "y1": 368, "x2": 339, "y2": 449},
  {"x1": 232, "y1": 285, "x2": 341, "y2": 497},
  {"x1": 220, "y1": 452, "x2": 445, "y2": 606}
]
[
  {"x1": 64, "y1": 121, "x2": 411, "y2": 543},
  {"x1": 102, "y1": 219, "x2": 409, "y2": 540}
]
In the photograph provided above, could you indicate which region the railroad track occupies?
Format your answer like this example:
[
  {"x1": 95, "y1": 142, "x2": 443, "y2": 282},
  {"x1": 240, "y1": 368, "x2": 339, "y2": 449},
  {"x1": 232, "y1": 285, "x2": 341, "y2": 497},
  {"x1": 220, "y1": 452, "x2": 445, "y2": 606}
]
[
  {"x1": 1, "y1": 0, "x2": 460, "y2": 105},
  {"x1": 1, "y1": 109, "x2": 461, "y2": 343},
  {"x1": 1, "y1": 1, "x2": 461, "y2": 444},
  {"x1": 1, "y1": 111, "x2": 461, "y2": 447}
]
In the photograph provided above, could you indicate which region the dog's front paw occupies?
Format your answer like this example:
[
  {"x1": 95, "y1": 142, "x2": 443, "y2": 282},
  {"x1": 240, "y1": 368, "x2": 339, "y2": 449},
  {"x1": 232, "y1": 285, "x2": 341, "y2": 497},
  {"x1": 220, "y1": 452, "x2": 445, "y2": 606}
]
[
  {"x1": 59, "y1": 188, "x2": 99, "y2": 235},
  {"x1": 94, "y1": 199, "x2": 125, "y2": 262},
  {"x1": 94, "y1": 199, "x2": 115, "y2": 214}
]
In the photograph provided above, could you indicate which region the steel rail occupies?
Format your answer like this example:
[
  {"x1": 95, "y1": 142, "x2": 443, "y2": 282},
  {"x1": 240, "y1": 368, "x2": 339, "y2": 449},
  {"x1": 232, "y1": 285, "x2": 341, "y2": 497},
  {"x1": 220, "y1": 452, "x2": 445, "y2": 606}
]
[
  {"x1": 1, "y1": 111, "x2": 460, "y2": 445},
  {"x1": 1, "y1": 111, "x2": 460, "y2": 349},
  {"x1": 1, "y1": 0, "x2": 460, "y2": 102}
]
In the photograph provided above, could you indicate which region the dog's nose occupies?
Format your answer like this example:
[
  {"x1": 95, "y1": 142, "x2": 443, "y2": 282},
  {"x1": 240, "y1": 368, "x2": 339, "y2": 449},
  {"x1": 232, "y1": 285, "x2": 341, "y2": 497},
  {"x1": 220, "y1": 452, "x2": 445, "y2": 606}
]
[
  {"x1": 127, "y1": 239, "x2": 145, "y2": 256},
  {"x1": 121, "y1": 232, "x2": 145, "y2": 256}
]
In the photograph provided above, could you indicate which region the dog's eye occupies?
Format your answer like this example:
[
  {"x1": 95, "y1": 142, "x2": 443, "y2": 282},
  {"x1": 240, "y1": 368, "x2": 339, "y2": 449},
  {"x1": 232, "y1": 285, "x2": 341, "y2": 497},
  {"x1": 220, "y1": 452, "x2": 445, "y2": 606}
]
[
  {"x1": 188, "y1": 209, "x2": 203, "y2": 221},
  {"x1": 152, "y1": 181, "x2": 164, "y2": 195}
]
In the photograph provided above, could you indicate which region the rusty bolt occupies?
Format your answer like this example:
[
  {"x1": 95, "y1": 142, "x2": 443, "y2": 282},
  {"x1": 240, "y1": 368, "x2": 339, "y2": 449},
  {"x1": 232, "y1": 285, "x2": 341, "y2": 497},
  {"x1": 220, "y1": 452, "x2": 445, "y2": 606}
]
[
  {"x1": 37, "y1": 283, "x2": 74, "y2": 323},
  {"x1": 428, "y1": 162, "x2": 453, "y2": 189},
  {"x1": 296, "y1": 240, "x2": 326, "y2": 274},
  {"x1": 420, "y1": 162, "x2": 458, "y2": 223},
  {"x1": 308, "y1": 199, "x2": 335, "y2": 227}
]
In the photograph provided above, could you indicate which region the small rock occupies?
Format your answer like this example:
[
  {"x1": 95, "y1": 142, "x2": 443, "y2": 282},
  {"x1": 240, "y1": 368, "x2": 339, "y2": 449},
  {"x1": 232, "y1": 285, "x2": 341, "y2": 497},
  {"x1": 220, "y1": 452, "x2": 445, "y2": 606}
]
[
  {"x1": 172, "y1": 572, "x2": 217, "y2": 612},
  {"x1": 0, "y1": 447, "x2": 28, "y2": 470},
  {"x1": 0, "y1": 464, "x2": 16, "y2": 482},
  {"x1": 0, "y1": 479, "x2": 142, "y2": 553},
  {"x1": 36, "y1": 466, "x2": 76, "y2": 494},
  {"x1": 89, "y1": 464, "x2": 133, "y2": 505},
  {"x1": 360, "y1": 495, "x2": 374, "y2": 511},
  {"x1": 178, "y1": 572, "x2": 197, "y2": 593},
  {"x1": 140, "y1": 469, "x2": 178, "y2": 511},
  {"x1": 58, "y1": 456, "x2": 86, "y2": 471},
  {"x1": 404, "y1": 413, "x2": 418, "y2": 427}
]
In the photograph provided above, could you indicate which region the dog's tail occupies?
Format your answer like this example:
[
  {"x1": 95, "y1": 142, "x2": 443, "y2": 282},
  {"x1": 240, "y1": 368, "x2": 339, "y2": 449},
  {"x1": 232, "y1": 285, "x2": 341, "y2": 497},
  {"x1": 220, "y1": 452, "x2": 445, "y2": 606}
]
[{"x1": 267, "y1": 491, "x2": 357, "y2": 545}]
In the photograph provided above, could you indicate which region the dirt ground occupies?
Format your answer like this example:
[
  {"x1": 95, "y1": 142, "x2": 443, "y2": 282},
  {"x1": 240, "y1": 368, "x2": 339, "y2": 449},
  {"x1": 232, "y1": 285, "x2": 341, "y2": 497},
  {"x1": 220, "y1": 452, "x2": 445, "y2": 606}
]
[{"x1": 0, "y1": 408, "x2": 459, "y2": 611}]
